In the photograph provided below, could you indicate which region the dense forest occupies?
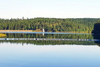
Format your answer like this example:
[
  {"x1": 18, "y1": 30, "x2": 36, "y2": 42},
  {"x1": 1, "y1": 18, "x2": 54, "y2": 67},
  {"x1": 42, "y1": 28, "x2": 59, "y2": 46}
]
[
  {"x1": 92, "y1": 20, "x2": 100, "y2": 33},
  {"x1": 0, "y1": 18, "x2": 100, "y2": 32}
]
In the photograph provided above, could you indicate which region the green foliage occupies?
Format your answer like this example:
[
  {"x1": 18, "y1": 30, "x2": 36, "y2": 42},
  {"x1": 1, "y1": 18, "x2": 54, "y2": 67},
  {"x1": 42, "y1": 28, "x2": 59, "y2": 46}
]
[{"x1": 0, "y1": 18, "x2": 99, "y2": 32}]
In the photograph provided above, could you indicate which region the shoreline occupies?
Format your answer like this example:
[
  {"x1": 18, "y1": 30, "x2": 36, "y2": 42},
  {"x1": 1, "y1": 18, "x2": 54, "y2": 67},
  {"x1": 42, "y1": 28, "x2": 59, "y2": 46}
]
[
  {"x1": 0, "y1": 30, "x2": 33, "y2": 32},
  {"x1": 0, "y1": 30, "x2": 91, "y2": 34}
]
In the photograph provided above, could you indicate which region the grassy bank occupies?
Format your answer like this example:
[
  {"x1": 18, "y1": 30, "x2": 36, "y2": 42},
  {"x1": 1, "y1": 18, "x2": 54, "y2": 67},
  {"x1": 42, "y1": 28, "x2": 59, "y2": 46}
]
[
  {"x1": 0, "y1": 34, "x2": 6, "y2": 37},
  {"x1": 0, "y1": 30, "x2": 33, "y2": 32}
]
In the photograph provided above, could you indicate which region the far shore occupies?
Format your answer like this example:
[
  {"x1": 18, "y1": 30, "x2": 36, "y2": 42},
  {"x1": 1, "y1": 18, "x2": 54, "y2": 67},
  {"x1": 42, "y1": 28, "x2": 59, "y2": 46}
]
[
  {"x1": 0, "y1": 30, "x2": 91, "y2": 33},
  {"x1": 0, "y1": 30, "x2": 33, "y2": 32}
]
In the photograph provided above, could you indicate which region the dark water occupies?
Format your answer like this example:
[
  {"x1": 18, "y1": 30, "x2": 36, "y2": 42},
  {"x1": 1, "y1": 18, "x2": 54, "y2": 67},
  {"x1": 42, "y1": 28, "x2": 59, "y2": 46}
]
[{"x1": 0, "y1": 32, "x2": 100, "y2": 67}]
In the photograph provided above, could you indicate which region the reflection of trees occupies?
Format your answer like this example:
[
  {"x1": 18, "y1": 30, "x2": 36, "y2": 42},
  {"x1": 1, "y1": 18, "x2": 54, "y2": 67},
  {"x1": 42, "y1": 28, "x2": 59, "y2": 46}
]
[
  {"x1": 0, "y1": 33, "x2": 96, "y2": 45},
  {"x1": 92, "y1": 33, "x2": 100, "y2": 46},
  {"x1": 0, "y1": 40, "x2": 95, "y2": 45},
  {"x1": 5, "y1": 33, "x2": 93, "y2": 39}
]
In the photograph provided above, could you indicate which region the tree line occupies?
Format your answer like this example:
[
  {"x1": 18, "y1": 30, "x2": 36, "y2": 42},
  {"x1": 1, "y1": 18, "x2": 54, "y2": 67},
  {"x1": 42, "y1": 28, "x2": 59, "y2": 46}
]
[{"x1": 0, "y1": 18, "x2": 99, "y2": 32}]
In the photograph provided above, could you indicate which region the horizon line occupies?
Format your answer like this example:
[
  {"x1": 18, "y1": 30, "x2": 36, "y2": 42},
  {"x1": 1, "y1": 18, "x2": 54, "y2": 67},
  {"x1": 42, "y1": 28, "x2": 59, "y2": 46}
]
[{"x1": 0, "y1": 17, "x2": 100, "y2": 19}]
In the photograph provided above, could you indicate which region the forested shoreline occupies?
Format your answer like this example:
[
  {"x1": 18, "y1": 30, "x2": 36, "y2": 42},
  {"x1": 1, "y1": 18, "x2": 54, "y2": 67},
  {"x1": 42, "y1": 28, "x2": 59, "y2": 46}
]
[{"x1": 0, "y1": 18, "x2": 99, "y2": 32}]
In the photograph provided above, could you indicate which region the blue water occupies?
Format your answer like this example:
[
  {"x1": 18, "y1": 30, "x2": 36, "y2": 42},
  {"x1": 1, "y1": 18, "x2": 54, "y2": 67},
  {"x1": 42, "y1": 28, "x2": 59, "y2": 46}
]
[
  {"x1": 0, "y1": 32, "x2": 99, "y2": 67},
  {"x1": 0, "y1": 43, "x2": 100, "y2": 67}
]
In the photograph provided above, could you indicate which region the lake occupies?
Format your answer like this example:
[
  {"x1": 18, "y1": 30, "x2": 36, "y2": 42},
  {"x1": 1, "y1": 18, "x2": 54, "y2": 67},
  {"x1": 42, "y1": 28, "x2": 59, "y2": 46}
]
[{"x1": 0, "y1": 32, "x2": 100, "y2": 67}]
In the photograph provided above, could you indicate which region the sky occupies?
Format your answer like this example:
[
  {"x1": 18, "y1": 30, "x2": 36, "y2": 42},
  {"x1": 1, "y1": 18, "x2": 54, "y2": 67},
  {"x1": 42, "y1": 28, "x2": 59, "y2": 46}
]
[{"x1": 0, "y1": 0, "x2": 100, "y2": 19}]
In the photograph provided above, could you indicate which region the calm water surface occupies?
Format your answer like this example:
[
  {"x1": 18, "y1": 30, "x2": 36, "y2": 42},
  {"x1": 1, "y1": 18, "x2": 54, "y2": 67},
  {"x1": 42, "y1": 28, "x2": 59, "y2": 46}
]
[{"x1": 0, "y1": 33, "x2": 100, "y2": 67}]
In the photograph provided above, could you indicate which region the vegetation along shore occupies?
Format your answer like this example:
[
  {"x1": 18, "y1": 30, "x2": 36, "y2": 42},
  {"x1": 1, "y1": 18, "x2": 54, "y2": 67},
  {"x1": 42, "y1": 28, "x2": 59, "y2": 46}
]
[
  {"x1": 0, "y1": 18, "x2": 100, "y2": 33},
  {"x1": 0, "y1": 33, "x2": 6, "y2": 37}
]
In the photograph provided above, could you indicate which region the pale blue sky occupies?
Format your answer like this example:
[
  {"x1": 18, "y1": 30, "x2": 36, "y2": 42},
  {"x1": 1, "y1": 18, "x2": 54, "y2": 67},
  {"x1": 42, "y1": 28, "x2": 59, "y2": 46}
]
[{"x1": 0, "y1": 0, "x2": 100, "y2": 19}]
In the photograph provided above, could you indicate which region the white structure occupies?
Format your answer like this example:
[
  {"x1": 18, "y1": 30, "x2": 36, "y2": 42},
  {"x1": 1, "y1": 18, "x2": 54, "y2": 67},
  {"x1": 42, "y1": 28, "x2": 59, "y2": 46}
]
[{"x1": 42, "y1": 28, "x2": 45, "y2": 32}]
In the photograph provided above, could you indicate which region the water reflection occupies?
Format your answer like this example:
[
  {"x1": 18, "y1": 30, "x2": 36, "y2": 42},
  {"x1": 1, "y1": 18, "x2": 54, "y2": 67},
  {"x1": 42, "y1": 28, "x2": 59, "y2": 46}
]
[
  {"x1": 0, "y1": 33, "x2": 97, "y2": 45},
  {"x1": 3, "y1": 33, "x2": 93, "y2": 39},
  {"x1": 1, "y1": 33, "x2": 100, "y2": 67},
  {"x1": 0, "y1": 38, "x2": 99, "y2": 41},
  {"x1": 92, "y1": 33, "x2": 100, "y2": 46}
]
